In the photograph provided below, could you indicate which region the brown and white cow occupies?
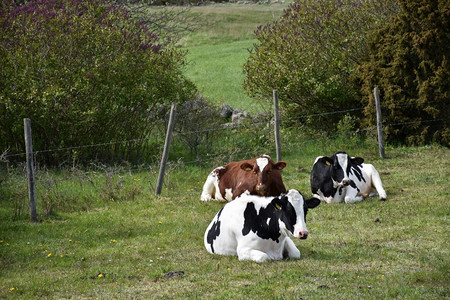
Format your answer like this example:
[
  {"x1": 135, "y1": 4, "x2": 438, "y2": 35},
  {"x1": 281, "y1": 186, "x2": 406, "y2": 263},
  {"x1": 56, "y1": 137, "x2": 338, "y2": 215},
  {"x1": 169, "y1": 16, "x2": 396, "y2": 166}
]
[{"x1": 200, "y1": 155, "x2": 287, "y2": 202}]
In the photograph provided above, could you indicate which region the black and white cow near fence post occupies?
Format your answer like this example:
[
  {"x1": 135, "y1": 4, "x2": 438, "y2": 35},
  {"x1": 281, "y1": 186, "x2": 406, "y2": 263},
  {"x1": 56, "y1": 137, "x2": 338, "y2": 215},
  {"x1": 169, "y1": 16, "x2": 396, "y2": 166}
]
[
  {"x1": 309, "y1": 151, "x2": 387, "y2": 204},
  {"x1": 204, "y1": 189, "x2": 320, "y2": 262}
]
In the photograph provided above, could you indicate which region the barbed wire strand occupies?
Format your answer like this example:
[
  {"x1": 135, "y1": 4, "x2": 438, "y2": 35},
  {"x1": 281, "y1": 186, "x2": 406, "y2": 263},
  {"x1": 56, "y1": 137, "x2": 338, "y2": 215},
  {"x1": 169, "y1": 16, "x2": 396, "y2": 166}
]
[{"x1": 2, "y1": 104, "x2": 447, "y2": 159}]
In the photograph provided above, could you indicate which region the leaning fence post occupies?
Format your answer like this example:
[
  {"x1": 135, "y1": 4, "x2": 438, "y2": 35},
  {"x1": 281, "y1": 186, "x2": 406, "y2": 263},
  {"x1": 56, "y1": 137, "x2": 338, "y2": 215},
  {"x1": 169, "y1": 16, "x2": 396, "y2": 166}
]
[
  {"x1": 155, "y1": 103, "x2": 177, "y2": 195},
  {"x1": 374, "y1": 87, "x2": 385, "y2": 158},
  {"x1": 24, "y1": 118, "x2": 38, "y2": 222},
  {"x1": 273, "y1": 90, "x2": 282, "y2": 162}
]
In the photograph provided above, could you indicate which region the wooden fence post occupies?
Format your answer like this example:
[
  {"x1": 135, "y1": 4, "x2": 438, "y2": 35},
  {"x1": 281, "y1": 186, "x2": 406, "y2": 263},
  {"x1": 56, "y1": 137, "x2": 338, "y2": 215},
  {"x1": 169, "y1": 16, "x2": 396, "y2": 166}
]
[
  {"x1": 155, "y1": 103, "x2": 177, "y2": 195},
  {"x1": 374, "y1": 87, "x2": 385, "y2": 158},
  {"x1": 24, "y1": 118, "x2": 38, "y2": 222},
  {"x1": 273, "y1": 90, "x2": 282, "y2": 162}
]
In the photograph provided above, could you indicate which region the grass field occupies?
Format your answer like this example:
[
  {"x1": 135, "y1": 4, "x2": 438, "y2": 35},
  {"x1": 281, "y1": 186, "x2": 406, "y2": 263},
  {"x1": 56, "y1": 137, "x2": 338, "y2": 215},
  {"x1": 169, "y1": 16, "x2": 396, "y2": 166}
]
[
  {"x1": 1, "y1": 3, "x2": 449, "y2": 299},
  {"x1": 1, "y1": 144, "x2": 449, "y2": 299},
  {"x1": 181, "y1": 3, "x2": 287, "y2": 112}
]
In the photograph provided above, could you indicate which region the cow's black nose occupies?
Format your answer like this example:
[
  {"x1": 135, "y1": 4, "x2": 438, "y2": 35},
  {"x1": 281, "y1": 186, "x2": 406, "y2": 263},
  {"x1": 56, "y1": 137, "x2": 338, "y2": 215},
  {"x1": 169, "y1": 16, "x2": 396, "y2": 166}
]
[
  {"x1": 299, "y1": 231, "x2": 308, "y2": 239},
  {"x1": 342, "y1": 179, "x2": 351, "y2": 186}
]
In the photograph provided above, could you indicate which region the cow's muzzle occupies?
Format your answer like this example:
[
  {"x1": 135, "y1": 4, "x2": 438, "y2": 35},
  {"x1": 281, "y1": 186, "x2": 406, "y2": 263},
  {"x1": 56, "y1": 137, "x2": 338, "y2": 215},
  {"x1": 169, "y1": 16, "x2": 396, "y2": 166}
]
[
  {"x1": 298, "y1": 231, "x2": 308, "y2": 239},
  {"x1": 341, "y1": 178, "x2": 351, "y2": 186},
  {"x1": 255, "y1": 185, "x2": 267, "y2": 195}
]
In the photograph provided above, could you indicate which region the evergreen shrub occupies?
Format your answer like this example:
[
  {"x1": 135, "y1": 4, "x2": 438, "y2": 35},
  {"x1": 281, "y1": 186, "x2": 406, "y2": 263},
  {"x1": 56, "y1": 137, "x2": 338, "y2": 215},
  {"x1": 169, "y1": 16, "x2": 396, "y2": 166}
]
[{"x1": 354, "y1": 0, "x2": 449, "y2": 146}]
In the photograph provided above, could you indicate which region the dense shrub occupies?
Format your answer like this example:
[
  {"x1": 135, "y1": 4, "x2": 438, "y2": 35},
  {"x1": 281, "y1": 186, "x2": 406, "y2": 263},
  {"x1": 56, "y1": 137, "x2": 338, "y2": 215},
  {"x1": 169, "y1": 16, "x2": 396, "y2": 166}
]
[
  {"x1": 173, "y1": 96, "x2": 223, "y2": 159},
  {"x1": 243, "y1": 0, "x2": 397, "y2": 130},
  {"x1": 0, "y1": 0, "x2": 196, "y2": 164},
  {"x1": 354, "y1": 0, "x2": 449, "y2": 146}
]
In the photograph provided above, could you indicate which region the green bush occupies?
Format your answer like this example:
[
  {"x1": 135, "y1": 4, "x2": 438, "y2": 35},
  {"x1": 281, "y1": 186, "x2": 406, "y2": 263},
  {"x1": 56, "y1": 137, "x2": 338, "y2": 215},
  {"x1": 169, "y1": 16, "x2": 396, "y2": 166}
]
[
  {"x1": 354, "y1": 0, "x2": 450, "y2": 146},
  {"x1": 243, "y1": 0, "x2": 397, "y2": 130},
  {"x1": 0, "y1": 0, "x2": 196, "y2": 164}
]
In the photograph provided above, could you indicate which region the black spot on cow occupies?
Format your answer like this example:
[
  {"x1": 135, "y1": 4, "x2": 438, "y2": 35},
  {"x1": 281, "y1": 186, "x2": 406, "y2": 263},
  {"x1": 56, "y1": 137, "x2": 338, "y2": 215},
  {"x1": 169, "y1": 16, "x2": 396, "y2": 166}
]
[
  {"x1": 206, "y1": 207, "x2": 224, "y2": 253},
  {"x1": 310, "y1": 157, "x2": 337, "y2": 198},
  {"x1": 351, "y1": 165, "x2": 365, "y2": 183},
  {"x1": 242, "y1": 195, "x2": 297, "y2": 243}
]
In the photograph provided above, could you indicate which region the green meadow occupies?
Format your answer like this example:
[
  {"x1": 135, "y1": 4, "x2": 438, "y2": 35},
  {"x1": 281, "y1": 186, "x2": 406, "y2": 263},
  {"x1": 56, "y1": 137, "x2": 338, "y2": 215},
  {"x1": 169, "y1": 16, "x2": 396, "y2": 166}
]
[
  {"x1": 1, "y1": 3, "x2": 449, "y2": 299},
  {"x1": 182, "y1": 3, "x2": 287, "y2": 112}
]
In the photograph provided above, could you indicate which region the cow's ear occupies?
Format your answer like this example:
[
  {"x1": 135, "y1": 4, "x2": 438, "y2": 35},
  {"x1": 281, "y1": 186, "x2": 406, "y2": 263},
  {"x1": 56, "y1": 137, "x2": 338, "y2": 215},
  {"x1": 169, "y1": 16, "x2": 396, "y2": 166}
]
[
  {"x1": 351, "y1": 157, "x2": 364, "y2": 165},
  {"x1": 273, "y1": 161, "x2": 287, "y2": 170},
  {"x1": 319, "y1": 157, "x2": 333, "y2": 166},
  {"x1": 305, "y1": 198, "x2": 321, "y2": 209},
  {"x1": 271, "y1": 197, "x2": 284, "y2": 211},
  {"x1": 240, "y1": 163, "x2": 254, "y2": 171}
]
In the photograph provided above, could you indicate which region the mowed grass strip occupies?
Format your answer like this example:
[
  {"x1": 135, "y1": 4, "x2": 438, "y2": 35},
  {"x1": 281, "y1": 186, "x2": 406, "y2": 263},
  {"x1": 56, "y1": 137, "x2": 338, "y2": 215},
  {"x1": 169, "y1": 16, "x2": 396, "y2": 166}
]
[{"x1": 1, "y1": 145, "x2": 448, "y2": 299}]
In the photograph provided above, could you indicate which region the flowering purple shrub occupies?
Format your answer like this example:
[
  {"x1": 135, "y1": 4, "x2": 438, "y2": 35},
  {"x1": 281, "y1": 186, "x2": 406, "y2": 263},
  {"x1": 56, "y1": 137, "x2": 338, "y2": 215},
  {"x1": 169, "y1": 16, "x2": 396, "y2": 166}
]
[{"x1": 0, "y1": 0, "x2": 196, "y2": 164}]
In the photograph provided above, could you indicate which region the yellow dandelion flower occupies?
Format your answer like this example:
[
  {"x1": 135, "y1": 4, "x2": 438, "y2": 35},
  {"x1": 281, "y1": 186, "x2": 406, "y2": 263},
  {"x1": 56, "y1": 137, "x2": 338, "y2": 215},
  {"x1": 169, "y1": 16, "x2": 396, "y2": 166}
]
[
  {"x1": 47, "y1": 253, "x2": 52, "y2": 257},
  {"x1": 98, "y1": 273, "x2": 103, "y2": 278},
  {"x1": 10, "y1": 288, "x2": 15, "y2": 291},
  {"x1": 158, "y1": 221, "x2": 162, "y2": 224},
  {"x1": 110, "y1": 239, "x2": 117, "y2": 243}
]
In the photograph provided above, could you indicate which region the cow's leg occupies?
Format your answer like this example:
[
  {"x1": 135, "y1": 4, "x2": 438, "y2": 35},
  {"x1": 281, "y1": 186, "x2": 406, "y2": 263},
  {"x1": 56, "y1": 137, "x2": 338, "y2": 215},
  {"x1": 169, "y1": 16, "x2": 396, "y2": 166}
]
[
  {"x1": 283, "y1": 237, "x2": 301, "y2": 259},
  {"x1": 200, "y1": 173, "x2": 218, "y2": 201},
  {"x1": 370, "y1": 166, "x2": 387, "y2": 200},
  {"x1": 237, "y1": 247, "x2": 270, "y2": 263},
  {"x1": 344, "y1": 188, "x2": 363, "y2": 203}
]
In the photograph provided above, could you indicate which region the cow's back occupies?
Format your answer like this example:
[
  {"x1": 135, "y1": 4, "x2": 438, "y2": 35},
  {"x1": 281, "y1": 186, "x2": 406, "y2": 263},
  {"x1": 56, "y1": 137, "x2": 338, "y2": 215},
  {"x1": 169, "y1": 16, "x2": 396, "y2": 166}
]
[
  {"x1": 218, "y1": 160, "x2": 258, "y2": 198},
  {"x1": 204, "y1": 199, "x2": 249, "y2": 255}
]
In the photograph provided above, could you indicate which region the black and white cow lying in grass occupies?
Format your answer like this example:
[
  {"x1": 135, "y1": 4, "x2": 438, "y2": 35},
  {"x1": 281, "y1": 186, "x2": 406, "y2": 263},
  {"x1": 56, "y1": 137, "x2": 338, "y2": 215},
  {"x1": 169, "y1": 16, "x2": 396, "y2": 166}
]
[
  {"x1": 204, "y1": 189, "x2": 320, "y2": 262},
  {"x1": 310, "y1": 151, "x2": 387, "y2": 204}
]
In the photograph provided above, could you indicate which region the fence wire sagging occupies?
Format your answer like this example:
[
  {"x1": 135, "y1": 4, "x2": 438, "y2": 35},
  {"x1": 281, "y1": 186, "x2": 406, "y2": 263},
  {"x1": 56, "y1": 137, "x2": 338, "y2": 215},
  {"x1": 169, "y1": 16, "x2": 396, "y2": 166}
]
[{"x1": 0, "y1": 95, "x2": 448, "y2": 219}]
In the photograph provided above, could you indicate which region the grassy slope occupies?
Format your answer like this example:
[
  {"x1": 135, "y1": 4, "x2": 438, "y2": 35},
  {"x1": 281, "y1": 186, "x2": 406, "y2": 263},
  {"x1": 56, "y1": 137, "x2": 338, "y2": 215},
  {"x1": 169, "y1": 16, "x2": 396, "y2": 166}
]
[{"x1": 181, "y1": 4, "x2": 287, "y2": 113}]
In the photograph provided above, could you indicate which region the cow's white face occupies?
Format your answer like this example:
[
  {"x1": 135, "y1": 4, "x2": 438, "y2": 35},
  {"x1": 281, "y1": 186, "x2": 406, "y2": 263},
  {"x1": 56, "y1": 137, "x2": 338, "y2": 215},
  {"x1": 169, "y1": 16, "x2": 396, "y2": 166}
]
[
  {"x1": 333, "y1": 152, "x2": 351, "y2": 187},
  {"x1": 285, "y1": 189, "x2": 309, "y2": 239}
]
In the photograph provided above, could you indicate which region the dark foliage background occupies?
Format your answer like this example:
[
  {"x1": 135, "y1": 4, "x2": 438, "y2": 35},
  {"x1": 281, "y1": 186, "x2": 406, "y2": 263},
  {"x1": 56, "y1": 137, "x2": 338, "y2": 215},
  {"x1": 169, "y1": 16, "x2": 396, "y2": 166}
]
[{"x1": 354, "y1": 0, "x2": 450, "y2": 146}]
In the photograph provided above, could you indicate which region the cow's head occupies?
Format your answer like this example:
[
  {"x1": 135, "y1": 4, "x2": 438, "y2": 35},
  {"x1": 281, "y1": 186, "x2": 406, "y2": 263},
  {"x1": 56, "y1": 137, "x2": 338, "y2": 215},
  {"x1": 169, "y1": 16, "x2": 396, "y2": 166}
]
[
  {"x1": 271, "y1": 189, "x2": 320, "y2": 239},
  {"x1": 317, "y1": 152, "x2": 364, "y2": 188},
  {"x1": 240, "y1": 155, "x2": 286, "y2": 196}
]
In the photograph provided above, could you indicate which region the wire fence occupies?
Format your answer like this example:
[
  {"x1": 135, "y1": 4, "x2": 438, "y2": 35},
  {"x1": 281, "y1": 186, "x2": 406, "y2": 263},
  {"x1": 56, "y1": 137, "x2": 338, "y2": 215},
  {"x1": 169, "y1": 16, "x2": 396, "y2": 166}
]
[{"x1": 0, "y1": 99, "x2": 447, "y2": 219}]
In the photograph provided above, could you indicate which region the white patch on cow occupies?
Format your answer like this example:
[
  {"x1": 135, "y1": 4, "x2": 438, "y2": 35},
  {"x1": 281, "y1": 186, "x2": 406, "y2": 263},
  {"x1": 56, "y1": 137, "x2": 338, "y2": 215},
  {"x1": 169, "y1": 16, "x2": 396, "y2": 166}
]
[
  {"x1": 256, "y1": 157, "x2": 269, "y2": 172},
  {"x1": 224, "y1": 188, "x2": 233, "y2": 202},
  {"x1": 313, "y1": 156, "x2": 325, "y2": 165},
  {"x1": 201, "y1": 170, "x2": 220, "y2": 201},
  {"x1": 336, "y1": 153, "x2": 349, "y2": 177}
]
